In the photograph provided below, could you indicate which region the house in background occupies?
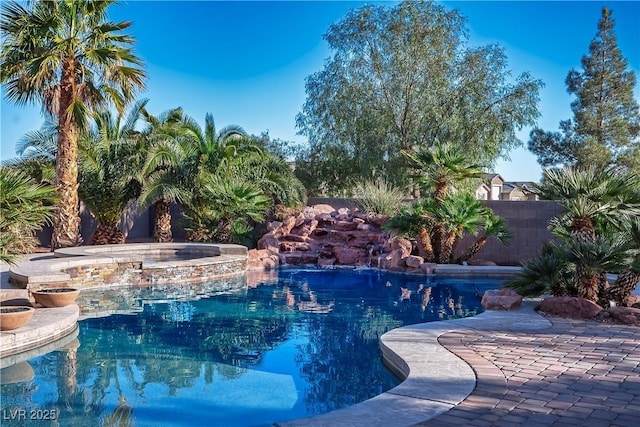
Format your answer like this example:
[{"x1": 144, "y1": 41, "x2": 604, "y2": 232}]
[{"x1": 475, "y1": 174, "x2": 539, "y2": 201}]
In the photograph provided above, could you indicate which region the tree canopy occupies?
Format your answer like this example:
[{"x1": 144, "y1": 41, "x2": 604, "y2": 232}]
[
  {"x1": 296, "y1": 0, "x2": 543, "y2": 195},
  {"x1": 528, "y1": 7, "x2": 640, "y2": 171}
]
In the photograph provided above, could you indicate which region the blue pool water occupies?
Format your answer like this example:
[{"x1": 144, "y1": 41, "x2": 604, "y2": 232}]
[{"x1": 0, "y1": 268, "x2": 501, "y2": 427}]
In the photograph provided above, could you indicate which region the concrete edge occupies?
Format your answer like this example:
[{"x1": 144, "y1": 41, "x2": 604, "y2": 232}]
[
  {"x1": 0, "y1": 304, "x2": 80, "y2": 360},
  {"x1": 277, "y1": 301, "x2": 552, "y2": 427}
]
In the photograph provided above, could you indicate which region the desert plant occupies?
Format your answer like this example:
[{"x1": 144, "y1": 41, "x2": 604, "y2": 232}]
[
  {"x1": 0, "y1": 168, "x2": 57, "y2": 263},
  {"x1": 354, "y1": 178, "x2": 406, "y2": 216}
]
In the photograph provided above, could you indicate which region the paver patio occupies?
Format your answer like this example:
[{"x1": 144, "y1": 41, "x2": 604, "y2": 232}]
[{"x1": 420, "y1": 314, "x2": 640, "y2": 426}]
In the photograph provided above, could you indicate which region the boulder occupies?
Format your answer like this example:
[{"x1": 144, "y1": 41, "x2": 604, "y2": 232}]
[
  {"x1": 380, "y1": 248, "x2": 405, "y2": 271},
  {"x1": 312, "y1": 204, "x2": 336, "y2": 215},
  {"x1": 405, "y1": 255, "x2": 424, "y2": 269},
  {"x1": 281, "y1": 215, "x2": 297, "y2": 234},
  {"x1": 257, "y1": 234, "x2": 280, "y2": 253},
  {"x1": 481, "y1": 289, "x2": 522, "y2": 310},
  {"x1": 389, "y1": 238, "x2": 412, "y2": 258},
  {"x1": 538, "y1": 297, "x2": 603, "y2": 319},
  {"x1": 317, "y1": 257, "x2": 336, "y2": 267},
  {"x1": 606, "y1": 306, "x2": 640, "y2": 326},
  {"x1": 333, "y1": 246, "x2": 366, "y2": 265}
]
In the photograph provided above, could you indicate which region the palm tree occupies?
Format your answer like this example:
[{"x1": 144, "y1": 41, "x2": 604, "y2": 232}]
[
  {"x1": 0, "y1": 167, "x2": 57, "y2": 264},
  {"x1": 139, "y1": 108, "x2": 194, "y2": 242},
  {"x1": 533, "y1": 166, "x2": 640, "y2": 301},
  {"x1": 607, "y1": 218, "x2": 640, "y2": 306},
  {"x1": 1, "y1": 0, "x2": 146, "y2": 249},
  {"x1": 184, "y1": 174, "x2": 270, "y2": 243},
  {"x1": 506, "y1": 242, "x2": 574, "y2": 297},
  {"x1": 78, "y1": 100, "x2": 147, "y2": 244},
  {"x1": 384, "y1": 200, "x2": 435, "y2": 262},
  {"x1": 533, "y1": 166, "x2": 640, "y2": 242},
  {"x1": 402, "y1": 141, "x2": 485, "y2": 202},
  {"x1": 437, "y1": 194, "x2": 484, "y2": 263},
  {"x1": 458, "y1": 211, "x2": 512, "y2": 263},
  {"x1": 557, "y1": 234, "x2": 632, "y2": 303}
]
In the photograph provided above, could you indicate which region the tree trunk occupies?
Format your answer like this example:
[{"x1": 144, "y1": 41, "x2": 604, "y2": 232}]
[
  {"x1": 91, "y1": 223, "x2": 125, "y2": 245},
  {"x1": 51, "y1": 59, "x2": 82, "y2": 249},
  {"x1": 418, "y1": 226, "x2": 435, "y2": 262},
  {"x1": 577, "y1": 267, "x2": 599, "y2": 302},
  {"x1": 439, "y1": 231, "x2": 457, "y2": 264},
  {"x1": 607, "y1": 270, "x2": 640, "y2": 307},
  {"x1": 459, "y1": 236, "x2": 487, "y2": 262},
  {"x1": 153, "y1": 198, "x2": 173, "y2": 242}
]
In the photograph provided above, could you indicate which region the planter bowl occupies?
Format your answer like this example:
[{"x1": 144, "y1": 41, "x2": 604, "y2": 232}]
[
  {"x1": 32, "y1": 288, "x2": 80, "y2": 308},
  {"x1": 0, "y1": 306, "x2": 35, "y2": 331}
]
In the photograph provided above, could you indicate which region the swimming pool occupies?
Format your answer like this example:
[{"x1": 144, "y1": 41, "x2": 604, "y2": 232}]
[{"x1": 0, "y1": 268, "x2": 501, "y2": 427}]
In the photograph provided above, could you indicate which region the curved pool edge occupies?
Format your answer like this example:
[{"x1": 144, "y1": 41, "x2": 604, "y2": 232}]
[
  {"x1": 0, "y1": 304, "x2": 79, "y2": 361},
  {"x1": 276, "y1": 300, "x2": 552, "y2": 427}
]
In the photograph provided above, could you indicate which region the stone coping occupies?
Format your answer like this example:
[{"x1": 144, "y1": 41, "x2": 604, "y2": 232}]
[
  {"x1": 277, "y1": 301, "x2": 551, "y2": 427},
  {"x1": 9, "y1": 243, "x2": 247, "y2": 288},
  {"x1": 0, "y1": 304, "x2": 79, "y2": 359}
]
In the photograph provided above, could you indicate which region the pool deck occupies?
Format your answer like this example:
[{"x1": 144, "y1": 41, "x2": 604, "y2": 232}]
[{"x1": 3, "y1": 256, "x2": 640, "y2": 426}]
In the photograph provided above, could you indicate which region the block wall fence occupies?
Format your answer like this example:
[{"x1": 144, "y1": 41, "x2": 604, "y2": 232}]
[
  {"x1": 37, "y1": 199, "x2": 563, "y2": 266},
  {"x1": 308, "y1": 198, "x2": 564, "y2": 266}
]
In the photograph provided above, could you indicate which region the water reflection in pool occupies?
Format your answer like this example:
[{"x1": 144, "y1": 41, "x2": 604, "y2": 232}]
[{"x1": 0, "y1": 268, "x2": 502, "y2": 427}]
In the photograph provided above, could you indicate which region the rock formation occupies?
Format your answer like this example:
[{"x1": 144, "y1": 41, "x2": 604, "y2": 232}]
[{"x1": 248, "y1": 204, "x2": 421, "y2": 271}]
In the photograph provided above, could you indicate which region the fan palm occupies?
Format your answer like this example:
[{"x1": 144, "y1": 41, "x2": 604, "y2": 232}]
[
  {"x1": 139, "y1": 108, "x2": 195, "y2": 242},
  {"x1": 1, "y1": 0, "x2": 146, "y2": 249},
  {"x1": 437, "y1": 194, "x2": 485, "y2": 263},
  {"x1": 533, "y1": 166, "x2": 640, "y2": 242},
  {"x1": 606, "y1": 218, "x2": 640, "y2": 306},
  {"x1": 78, "y1": 100, "x2": 147, "y2": 244},
  {"x1": 184, "y1": 174, "x2": 270, "y2": 243},
  {"x1": 402, "y1": 141, "x2": 485, "y2": 203},
  {"x1": 506, "y1": 242, "x2": 574, "y2": 297},
  {"x1": 384, "y1": 200, "x2": 435, "y2": 262},
  {"x1": 0, "y1": 167, "x2": 57, "y2": 264},
  {"x1": 557, "y1": 234, "x2": 633, "y2": 303},
  {"x1": 458, "y1": 211, "x2": 512, "y2": 263}
]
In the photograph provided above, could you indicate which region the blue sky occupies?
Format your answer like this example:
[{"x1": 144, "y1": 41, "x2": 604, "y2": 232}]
[{"x1": 1, "y1": 0, "x2": 639, "y2": 182}]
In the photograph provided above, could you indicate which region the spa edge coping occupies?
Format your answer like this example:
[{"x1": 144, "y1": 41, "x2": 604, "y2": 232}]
[{"x1": 8, "y1": 243, "x2": 248, "y2": 288}]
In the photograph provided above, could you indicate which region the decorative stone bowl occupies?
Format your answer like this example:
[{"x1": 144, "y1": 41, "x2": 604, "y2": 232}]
[
  {"x1": 0, "y1": 306, "x2": 35, "y2": 331},
  {"x1": 31, "y1": 288, "x2": 80, "y2": 308}
]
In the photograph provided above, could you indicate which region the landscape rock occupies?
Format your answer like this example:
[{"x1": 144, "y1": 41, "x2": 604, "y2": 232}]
[
  {"x1": 405, "y1": 255, "x2": 424, "y2": 269},
  {"x1": 481, "y1": 289, "x2": 522, "y2": 310},
  {"x1": 606, "y1": 306, "x2": 640, "y2": 326},
  {"x1": 312, "y1": 204, "x2": 336, "y2": 215},
  {"x1": 538, "y1": 297, "x2": 603, "y2": 319}
]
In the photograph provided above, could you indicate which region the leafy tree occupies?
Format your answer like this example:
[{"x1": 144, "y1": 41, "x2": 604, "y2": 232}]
[
  {"x1": 0, "y1": 167, "x2": 57, "y2": 264},
  {"x1": 296, "y1": 0, "x2": 542, "y2": 195},
  {"x1": 528, "y1": 7, "x2": 640, "y2": 170},
  {"x1": 1, "y1": 0, "x2": 146, "y2": 249}
]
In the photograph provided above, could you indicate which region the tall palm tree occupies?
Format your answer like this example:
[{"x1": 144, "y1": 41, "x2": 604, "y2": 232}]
[
  {"x1": 1, "y1": 0, "x2": 146, "y2": 249},
  {"x1": 79, "y1": 100, "x2": 148, "y2": 244},
  {"x1": 0, "y1": 167, "x2": 57, "y2": 264},
  {"x1": 139, "y1": 108, "x2": 195, "y2": 242}
]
